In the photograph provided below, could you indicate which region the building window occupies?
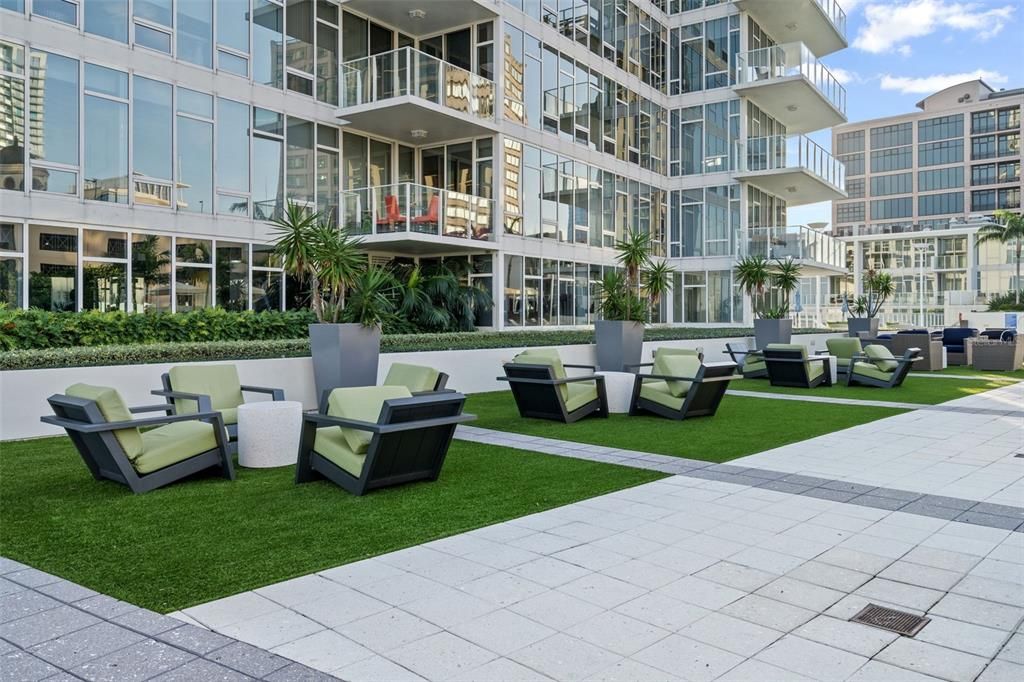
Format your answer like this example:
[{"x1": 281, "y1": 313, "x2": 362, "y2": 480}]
[
  {"x1": 838, "y1": 152, "x2": 864, "y2": 176},
  {"x1": 972, "y1": 163, "x2": 996, "y2": 186},
  {"x1": 972, "y1": 110, "x2": 996, "y2": 134},
  {"x1": 30, "y1": 225, "x2": 78, "y2": 311},
  {"x1": 176, "y1": 89, "x2": 214, "y2": 214},
  {"x1": 836, "y1": 202, "x2": 864, "y2": 223},
  {"x1": 870, "y1": 146, "x2": 912, "y2": 173},
  {"x1": 999, "y1": 160, "x2": 1020, "y2": 183},
  {"x1": 870, "y1": 173, "x2": 913, "y2": 197},
  {"x1": 33, "y1": 0, "x2": 78, "y2": 26},
  {"x1": 870, "y1": 122, "x2": 912, "y2": 149},
  {"x1": 919, "y1": 139, "x2": 963, "y2": 166},
  {"x1": 918, "y1": 167, "x2": 963, "y2": 192},
  {"x1": 918, "y1": 191, "x2": 963, "y2": 216},
  {"x1": 918, "y1": 114, "x2": 963, "y2": 142},
  {"x1": 836, "y1": 130, "x2": 864, "y2": 155},
  {"x1": 998, "y1": 106, "x2": 1020, "y2": 131},
  {"x1": 972, "y1": 135, "x2": 996, "y2": 160},
  {"x1": 999, "y1": 187, "x2": 1020, "y2": 210},
  {"x1": 998, "y1": 132, "x2": 1019, "y2": 157},
  {"x1": 845, "y1": 178, "x2": 865, "y2": 199},
  {"x1": 84, "y1": 0, "x2": 127, "y2": 43},
  {"x1": 30, "y1": 50, "x2": 79, "y2": 195},
  {"x1": 83, "y1": 63, "x2": 129, "y2": 204},
  {"x1": 870, "y1": 197, "x2": 913, "y2": 220},
  {"x1": 972, "y1": 189, "x2": 996, "y2": 212}
]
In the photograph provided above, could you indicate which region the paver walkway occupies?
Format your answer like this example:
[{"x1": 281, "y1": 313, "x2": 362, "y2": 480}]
[{"x1": 174, "y1": 384, "x2": 1023, "y2": 682}]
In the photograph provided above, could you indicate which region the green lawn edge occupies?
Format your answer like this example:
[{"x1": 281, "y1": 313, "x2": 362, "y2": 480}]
[{"x1": 729, "y1": 374, "x2": 1015, "y2": 404}]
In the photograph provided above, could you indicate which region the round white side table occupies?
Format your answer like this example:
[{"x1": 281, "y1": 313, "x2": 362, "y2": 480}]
[
  {"x1": 824, "y1": 355, "x2": 839, "y2": 385},
  {"x1": 594, "y1": 371, "x2": 635, "y2": 414},
  {"x1": 237, "y1": 401, "x2": 303, "y2": 468}
]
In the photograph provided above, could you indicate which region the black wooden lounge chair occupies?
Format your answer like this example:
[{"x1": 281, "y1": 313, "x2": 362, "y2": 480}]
[
  {"x1": 629, "y1": 353, "x2": 738, "y2": 419},
  {"x1": 846, "y1": 346, "x2": 921, "y2": 388},
  {"x1": 725, "y1": 342, "x2": 767, "y2": 378},
  {"x1": 762, "y1": 344, "x2": 832, "y2": 388},
  {"x1": 42, "y1": 384, "x2": 233, "y2": 494},
  {"x1": 296, "y1": 386, "x2": 474, "y2": 496},
  {"x1": 155, "y1": 364, "x2": 285, "y2": 442},
  {"x1": 499, "y1": 348, "x2": 608, "y2": 423}
]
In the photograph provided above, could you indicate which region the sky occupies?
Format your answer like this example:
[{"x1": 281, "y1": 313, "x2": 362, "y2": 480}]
[{"x1": 787, "y1": 0, "x2": 1023, "y2": 228}]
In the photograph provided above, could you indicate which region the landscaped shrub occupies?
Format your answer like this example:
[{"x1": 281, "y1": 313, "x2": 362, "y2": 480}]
[
  {"x1": 986, "y1": 291, "x2": 1024, "y2": 312},
  {"x1": 1, "y1": 327, "x2": 831, "y2": 371}
]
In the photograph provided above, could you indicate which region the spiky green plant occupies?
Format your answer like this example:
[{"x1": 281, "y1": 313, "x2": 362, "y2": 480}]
[{"x1": 977, "y1": 210, "x2": 1024, "y2": 305}]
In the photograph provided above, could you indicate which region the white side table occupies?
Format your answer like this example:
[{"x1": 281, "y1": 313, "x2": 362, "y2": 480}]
[
  {"x1": 824, "y1": 355, "x2": 838, "y2": 385},
  {"x1": 237, "y1": 401, "x2": 303, "y2": 468},
  {"x1": 594, "y1": 371, "x2": 635, "y2": 414},
  {"x1": 942, "y1": 347, "x2": 948, "y2": 369}
]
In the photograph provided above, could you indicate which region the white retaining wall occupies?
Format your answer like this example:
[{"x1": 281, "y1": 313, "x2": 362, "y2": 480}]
[{"x1": 1, "y1": 333, "x2": 838, "y2": 440}]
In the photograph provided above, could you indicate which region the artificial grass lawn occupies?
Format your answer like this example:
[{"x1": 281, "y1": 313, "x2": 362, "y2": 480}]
[
  {"x1": 0, "y1": 439, "x2": 661, "y2": 613},
  {"x1": 465, "y1": 392, "x2": 904, "y2": 462},
  {"x1": 732, "y1": 374, "x2": 1015, "y2": 404},
  {"x1": 915, "y1": 366, "x2": 1024, "y2": 381}
]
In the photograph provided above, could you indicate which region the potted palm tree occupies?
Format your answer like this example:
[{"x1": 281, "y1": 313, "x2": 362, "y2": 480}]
[
  {"x1": 271, "y1": 201, "x2": 383, "y2": 397},
  {"x1": 595, "y1": 230, "x2": 674, "y2": 372},
  {"x1": 846, "y1": 269, "x2": 893, "y2": 337},
  {"x1": 735, "y1": 256, "x2": 802, "y2": 347},
  {"x1": 977, "y1": 210, "x2": 1024, "y2": 306}
]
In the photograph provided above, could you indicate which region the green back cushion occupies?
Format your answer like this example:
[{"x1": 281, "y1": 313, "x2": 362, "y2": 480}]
[
  {"x1": 168, "y1": 364, "x2": 244, "y2": 413},
  {"x1": 766, "y1": 344, "x2": 808, "y2": 359},
  {"x1": 384, "y1": 363, "x2": 439, "y2": 392},
  {"x1": 864, "y1": 344, "x2": 898, "y2": 372},
  {"x1": 653, "y1": 354, "x2": 700, "y2": 397},
  {"x1": 826, "y1": 337, "x2": 862, "y2": 360},
  {"x1": 327, "y1": 385, "x2": 412, "y2": 454},
  {"x1": 653, "y1": 348, "x2": 700, "y2": 360},
  {"x1": 65, "y1": 383, "x2": 144, "y2": 461},
  {"x1": 513, "y1": 349, "x2": 568, "y2": 401}
]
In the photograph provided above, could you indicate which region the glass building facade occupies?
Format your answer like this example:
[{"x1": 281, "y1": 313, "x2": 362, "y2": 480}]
[{"x1": 1, "y1": 0, "x2": 849, "y2": 326}]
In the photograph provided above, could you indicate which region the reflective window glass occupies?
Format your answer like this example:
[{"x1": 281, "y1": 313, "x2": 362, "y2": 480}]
[
  {"x1": 177, "y1": 0, "x2": 213, "y2": 68},
  {"x1": 177, "y1": 116, "x2": 213, "y2": 213},
  {"x1": 216, "y1": 241, "x2": 249, "y2": 311},
  {"x1": 175, "y1": 267, "x2": 211, "y2": 310},
  {"x1": 0, "y1": 256, "x2": 23, "y2": 309},
  {"x1": 218, "y1": 50, "x2": 249, "y2": 76},
  {"x1": 286, "y1": 0, "x2": 315, "y2": 75},
  {"x1": 131, "y1": 234, "x2": 171, "y2": 312},
  {"x1": 85, "y1": 0, "x2": 128, "y2": 43},
  {"x1": 287, "y1": 117, "x2": 315, "y2": 207},
  {"x1": 135, "y1": 24, "x2": 172, "y2": 53},
  {"x1": 83, "y1": 261, "x2": 127, "y2": 311},
  {"x1": 252, "y1": 270, "x2": 283, "y2": 312},
  {"x1": 253, "y1": 0, "x2": 284, "y2": 88},
  {"x1": 30, "y1": 51, "x2": 79, "y2": 167},
  {"x1": 217, "y1": 98, "x2": 250, "y2": 194},
  {"x1": 29, "y1": 225, "x2": 78, "y2": 311},
  {"x1": 33, "y1": 0, "x2": 76, "y2": 25},
  {"x1": 176, "y1": 237, "x2": 211, "y2": 264},
  {"x1": 178, "y1": 88, "x2": 213, "y2": 118},
  {"x1": 317, "y1": 21, "x2": 338, "y2": 104},
  {"x1": 1, "y1": 74, "x2": 25, "y2": 192},
  {"x1": 0, "y1": 1, "x2": 24, "y2": 13},
  {"x1": 253, "y1": 136, "x2": 284, "y2": 220},
  {"x1": 85, "y1": 63, "x2": 128, "y2": 98},
  {"x1": 217, "y1": 0, "x2": 250, "y2": 53},
  {"x1": 133, "y1": 77, "x2": 172, "y2": 206},
  {"x1": 84, "y1": 95, "x2": 129, "y2": 203},
  {"x1": 135, "y1": 0, "x2": 171, "y2": 26}
]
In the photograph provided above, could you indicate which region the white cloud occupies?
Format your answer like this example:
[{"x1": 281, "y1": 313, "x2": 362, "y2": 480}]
[
  {"x1": 829, "y1": 67, "x2": 862, "y2": 84},
  {"x1": 879, "y1": 69, "x2": 1008, "y2": 94},
  {"x1": 854, "y1": 0, "x2": 1016, "y2": 54}
]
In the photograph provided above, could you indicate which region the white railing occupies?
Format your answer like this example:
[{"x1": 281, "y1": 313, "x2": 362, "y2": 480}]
[
  {"x1": 339, "y1": 183, "x2": 495, "y2": 242},
  {"x1": 735, "y1": 42, "x2": 846, "y2": 115},
  {"x1": 340, "y1": 47, "x2": 495, "y2": 121},
  {"x1": 815, "y1": 0, "x2": 847, "y2": 38},
  {"x1": 746, "y1": 225, "x2": 845, "y2": 269},
  {"x1": 737, "y1": 134, "x2": 846, "y2": 191}
]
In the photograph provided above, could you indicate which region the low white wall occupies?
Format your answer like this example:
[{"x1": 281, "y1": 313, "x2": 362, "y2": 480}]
[{"x1": 1, "y1": 332, "x2": 838, "y2": 441}]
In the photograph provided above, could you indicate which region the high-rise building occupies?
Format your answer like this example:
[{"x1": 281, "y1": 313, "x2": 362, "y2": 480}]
[
  {"x1": 832, "y1": 80, "x2": 1022, "y2": 326},
  {"x1": 1, "y1": 0, "x2": 849, "y2": 326}
]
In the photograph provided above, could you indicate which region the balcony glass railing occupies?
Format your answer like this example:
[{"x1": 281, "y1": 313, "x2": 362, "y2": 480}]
[
  {"x1": 746, "y1": 225, "x2": 845, "y2": 269},
  {"x1": 737, "y1": 135, "x2": 846, "y2": 190},
  {"x1": 815, "y1": 0, "x2": 848, "y2": 39},
  {"x1": 735, "y1": 42, "x2": 846, "y2": 115},
  {"x1": 340, "y1": 47, "x2": 495, "y2": 120},
  {"x1": 340, "y1": 183, "x2": 495, "y2": 242}
]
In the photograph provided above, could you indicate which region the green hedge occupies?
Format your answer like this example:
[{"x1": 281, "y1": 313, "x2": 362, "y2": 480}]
[
  {"x1": 1, "y1": 327, "x2": 831, "y2": 371},
  {"x1": 0, "y1": 308, "x2": 318, "y2": 350}
]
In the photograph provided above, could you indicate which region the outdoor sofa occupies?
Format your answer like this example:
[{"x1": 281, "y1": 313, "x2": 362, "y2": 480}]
[
  {"x1": 500, "y1": 348, "x2": 608, "y2": 423},
  {"x1": 629, "y1": 351, "x2": 737, "y2": 420},
  {"x1": 763, "y1": 344, "x2": 832, "y2": 388},
  {"x1": 846, "y1": 346, "x2": 921, "y2": 388},
  {"x1": 42, "y1": 383, "x2": 233, "y2": 494},
  {"x1": 296, "y1": 385, "x2": 474, "y2": 496},
  {"x1": 724, "y1": 342, "x2": 767, "y2": 378},
  {"x1": 971, "y1": 335, "x2": 1024, "y2": 371},
  {"x1": 941, "y1": 327, "x2": 978, "y2": 365}
]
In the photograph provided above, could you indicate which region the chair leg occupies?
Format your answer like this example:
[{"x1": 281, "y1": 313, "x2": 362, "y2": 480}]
[
  {"x1": 212, "y1": 417, "x2": 235, "y2": 481},
  {"x1": 295, "y1": 422, "x2": 318, "y2": 484}
]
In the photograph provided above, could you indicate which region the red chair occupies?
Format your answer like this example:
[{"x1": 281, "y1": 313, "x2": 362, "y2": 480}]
[
  {"x1": 376, "y1": 195, "x2": 406, "y2": 231},
  {"x1": 411, "y1": 195, "x2": 439, "y2": 232}
]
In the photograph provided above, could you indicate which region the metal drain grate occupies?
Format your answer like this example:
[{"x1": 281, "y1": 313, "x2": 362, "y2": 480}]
[{"x1": 850, "y1": 604, "x2": 930, "y2": 636}]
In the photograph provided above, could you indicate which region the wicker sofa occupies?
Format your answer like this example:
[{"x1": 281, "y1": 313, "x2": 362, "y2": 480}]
[
  {"x1": 971, "y1": 336, "x2": 1024, "y2": 372},
  {"x1": 941, "y1": 327, "x2": 979, "y2": 366},
  {"x1": 868, "y1": 330, "x2": 943, "y2": 371}
]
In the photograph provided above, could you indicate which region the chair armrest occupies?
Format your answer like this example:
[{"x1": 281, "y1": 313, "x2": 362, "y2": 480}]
[
  {"x1": 498, "y1": 375, "x2": 602, "y2": 386},
  {"x1": 563, "y1": 363, "x2": 598, "y2": 370},
  {"x1": 303, "y1": 412, "x2": 475, "y2": 434},
  {"x1": 624, "y1": 363, "x2": 654, "y2": 369},
  {"x1": 410, "y1": 388, "x2": 457, "y2": 396},
  {"x1": 638, "y1": 373, "x2": 736, "y2": 384},
  {"x1": 129, "y1": 403, "x2": 176, "y2": 414},
  {"x1": 850, "y1": 353, "x2": 869, "y2": 362},
  {"x1": 303, "y1": 413, "x2": 382, "y2": 432},
  {"x1": 241, "y1": 385, "x2": 286, "y2": 400},
  {"x1": 41, "y1": 411, "x2": 224, "y2": 433},
  {"x1": 151, "y1": 389, "x2": 213, "y2": 414}
]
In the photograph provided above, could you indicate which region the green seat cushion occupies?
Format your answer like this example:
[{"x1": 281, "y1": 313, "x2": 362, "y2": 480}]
[
  {"x1": 513, "y1": 349, "x2": 569, "y2": 402},
  {"x1": 313, "y1": 427, "x2": 365, "y2": 477},
  {"x1": 135, "y1": 420, "x2": 219, "y2": 474},
  {"x1": 864, "y1": 344, "x2": 898, "y2": 372},
  {"x1": 168, "y1": 365, "x2": 244, "y2": 415},
  {"x1": 327, "y1": 385, "x2": 412, "y2": 454},
  {"x1": 219, "y1": 407, "x2": 238, "y2": 426},
  {"x1": 808, "y1": 360, "x2": 825, "y2": 381},
  {"x1": 653, "y1": 348, "x2": 700, "y2": 360},
  {"x1": 565, "y1": 382, "x2": 599, "y2": 412},
  {"x1": 835, "y1": 357, "x2": 852, "y2": 369},
  {"x1": 654, "y1": 354, "x2": 700, "y2": 398},
  {"x1": 826, "y1": 337, "x2": 863, "y2": 360},
  {"x1": 743, "y1": 356, "x2": 766, "y2": 373},
  {"x1": 852, "y1": 361, "x2": 892, "y2": 382},
  {"x1": 65, "y1": 384, "x2": 144, "y2": 461},
  {"x1": 384, "y1": 363, "x2": 440, "y2": 393},
  {"x1": 639, "y1": 380, "x2": 684, "y2": 410}
]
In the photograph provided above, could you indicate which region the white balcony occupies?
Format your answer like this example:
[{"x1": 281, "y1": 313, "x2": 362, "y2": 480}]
[
  {"x1": 340, "y1": 1, "x2": 498, "y2": 36},
  {"x1": 746, "y1": 225, "x2": 846, "y2": 275},
  {"x1": 734, "y1": 135, "x2": 847, "y2": 206},
  {"x1": 733, "y1": 0, "x2": 847, "y2": 57},
  {"x1": 734, "y1": 42, "x2": 846, "y2": 134},
  {"x1": 340, "y1": 183, "x2": 498, "y2": 255},
  {"x1": 338, "y1": 47, "x2": 497, "y2": 144}
]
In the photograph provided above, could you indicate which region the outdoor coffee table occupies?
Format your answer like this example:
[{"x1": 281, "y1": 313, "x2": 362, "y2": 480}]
[
  {"x1": 595, "y1": 371, "x2": 635, "y2": 413},
  {"x1": 237, "y1": 400, "x2": 303, "y2": 468}
]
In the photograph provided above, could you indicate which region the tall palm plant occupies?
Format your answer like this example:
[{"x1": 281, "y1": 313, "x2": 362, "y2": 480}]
[
  {"x1": 270, "y1": 202, "x2": 323, "y2": 319},
  {"x1": 597, "y1": 229, "x2": 653, "y2": 322},
  {"x1": 977, "y1": 210, "x2": 1024, "y2": 305},
  {"x1": 342, "y1": 266, "x2": 397, "y2": 327},
  {"x1": 309, "y1": 221, "x2": 365, "y2": 323},
  {"x1": 643, "y1": 261, "x2": 674, "y2": 321},
  {"x1": 734, "y1": 255, "x2": 771, "y2": 318},
  {"x1": 764, "y1": 258, "x2": 802, "y2": 319}
]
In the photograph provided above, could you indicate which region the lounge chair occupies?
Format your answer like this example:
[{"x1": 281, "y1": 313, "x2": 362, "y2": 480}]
[
  {"x1": 824, "y1": 337, "x2": 863, "y2": 377},
  {"x1": 296, "y1": 386, "x2": 473, "y2": 496},
  {"x1": 41, "y1": 383, "x2": 233, "y2": 494},
  {"x1": 763, "y1": 344, "x2": 831, "y2": 388},
  {"x1": 155, "y1": 364, "x2": 285, "y2": 442},
  {"x1": 500, "y1": 348, "x2": 608, "y2": 423},
  {"x1": 846, "y1": 346, "x2": 921, "y2": 388},
  {"x1": 941, "y1": 327, "x2": 978, "y2": 365},
  {"x1": 725, "y1": 342, "x2": 767, "y2": 379},
  {"x1": 629, "y1": 352, "x2": 738, "y2": 420},
  {"x1": 383, "y1": 362, "x2": 449, "y2": 394}
]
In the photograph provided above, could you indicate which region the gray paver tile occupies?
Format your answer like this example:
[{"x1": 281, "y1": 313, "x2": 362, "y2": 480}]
[
  {"x1": 755, "y1": 634, "x2": 869, "y2": 680},
  {"x1": 183, "y1": 593, "x2": 288, "y2": 631},
  {"x1": 0, "y1": 591, "x2": 61, "y2": 625},
  {"x1": 916, "y1": 616, "x2": 1010, "y2": 658},
  {"x1": 0, "y1": 578, "x2": 25, "y2": 597},
  {"x1": 955, "y1": 512, "x2": 1023, "y2": 531},
  {"x1": 0, "y1": 650, "x2": 61, "y2": 682},
  {"x1": 977, "y1": 660, "x2": 1024, "y2": 682},
  {"x1": 318, "y1": 558, "x2": 406, "y2": 588},
  {"x1": 507, "y1": 556, "x2": 592, "y2": 588},
  {"x1": 0, "y1": 604, "x2": 99, "y2": 647},
  {"x1": 849, "y1": 494, "x2": 913, "y2": 511},
  {"x1": 401, "y1": 589, "x2": 497, "y2": 630},
  {"x1": 387, "y1": 631, "x2": 497, "y2": 681},
  {"x1": 855, "y1": 578, "x2": 944, "y2": 612},
  {"x1": 566, "y1": 611, "x2": 669, "y2": 657},
  {"x1": 271, "y1": 630, "x2": 373, "y2": 674},
  {"x1": 148, "y1": 658, "x2": 253, "y2": 681},
  {"x1": 612, "y1": 593, "x2": 710, "y2": 632},
  {"x1": 693, "y1": 561, "x2": 776, "y2": 592},
  {"x1": 997, "y1": 633, "x2": 1024, "y2": 664},
  {"x1": 112, "y1": 609, "x2": 192, "y2": 637},
  {"x1": 557, "y1": 573, "x2": 647, "y2": 609},
  {"x1": 333, "y1": 654, "x2": 426, "y2": 682},
  {"x1": 678, "y1": 612, "x2": 782, "y2": 657},
  {"x1": 450, "y1": 609, "x2": 555, "y2": 656},
  {"x1": 815, "y1": 547, "x2": 894, "y2": 574},
  {"x1": 510, "y1": 633, "x2": 622, "y2": 682},
  {"x1": 600, "y1": 559, "x2": 681, "y2": 590},
  {"x1": 584, "y1": 658, "x2": 681, "y2": 682},
  {"x1": 72, "y1": 595, "x2": 137, "y2": 620},
  {"x1": 821, "y1": 481, "x2": 877, "y2": 495},
  {"x1": 971, "y1": 503, "x2": 1024, "y2": 520},
  {"x1": 71, "y1": 639, "x2": 195, "y2": 682},
  {"x1": 877, "y1": 637, "x2": 989, "y2": 682},
  {"x1": 901, "y1": 547, "x2": 981, "y2": 573},
  {"x1": 255, "y1": 575, "x2": 353, "y2": 608},
  {"x1": 337, "y1": 608, "x2": 441, "y2": 654},
  {"x1": 718, "y1": 658, "x2": 813, "y2": 681},
  {"x1": 262, "y1": 662, "x2": 339, "y2": 681},
  {"x1": 5, "y1": 569, "x2": 61, "y2": 589},
  {"x1": 785, "y1": 560, "x2": 872, "y2": 592},
  {"x1": 951, "y1": 575, "x2": 1022, "y2": 606},
  {"x1": 633, "y1": 634, "x2": 742, "y2": 681},
  {"x1": 218, "y1": 608, "x2": 323, "y2": 650},
  {"x1": 719, "y1": 594, "x2": 817, "y2": 632},
  {"x1": 27, "y1": 622, "x2": 145, "y2": 668},
  {"x1": 510, "y1": 590, "x2": 605, "y2": 631},
  {"x1": 929, "y1": 593, "x2": 1024, "y2": 631},
  {"x1": 792, "y1": 615, "x2": 898, "y2": 658},
  {"x1": 34, "y1": 581, "x2": 99, "y2": 604},
  {"x1": 156, "y1": 624, "x2": 234, "y2": 656},
  {"x1": 0, "y1": 558, "x2": 29, "y2": 575},
  {"x1": 899, "y1": 501, "x2": 965, "y2": 521},
  {"x1": 878, "y1": 561, "x2": 964, "y2": 591},
  {"x1": 754, "y1": 576, "x2": 844, "y2": 612},
  {"x1": 847, "y1": 660, "x2": 945, "y2": 681},
  {"x1": 206, "y1": 641, "x2": 291, "y2": 678},
  {"x1": 355, "y1": 572, "x2": 450, "y2": 607},
  {"x1": 290, "y1": 586, "x2": 391, "y2": 629},
  {"x1": 452, "y1": 657, "x2": 554, "y2": 681}
]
